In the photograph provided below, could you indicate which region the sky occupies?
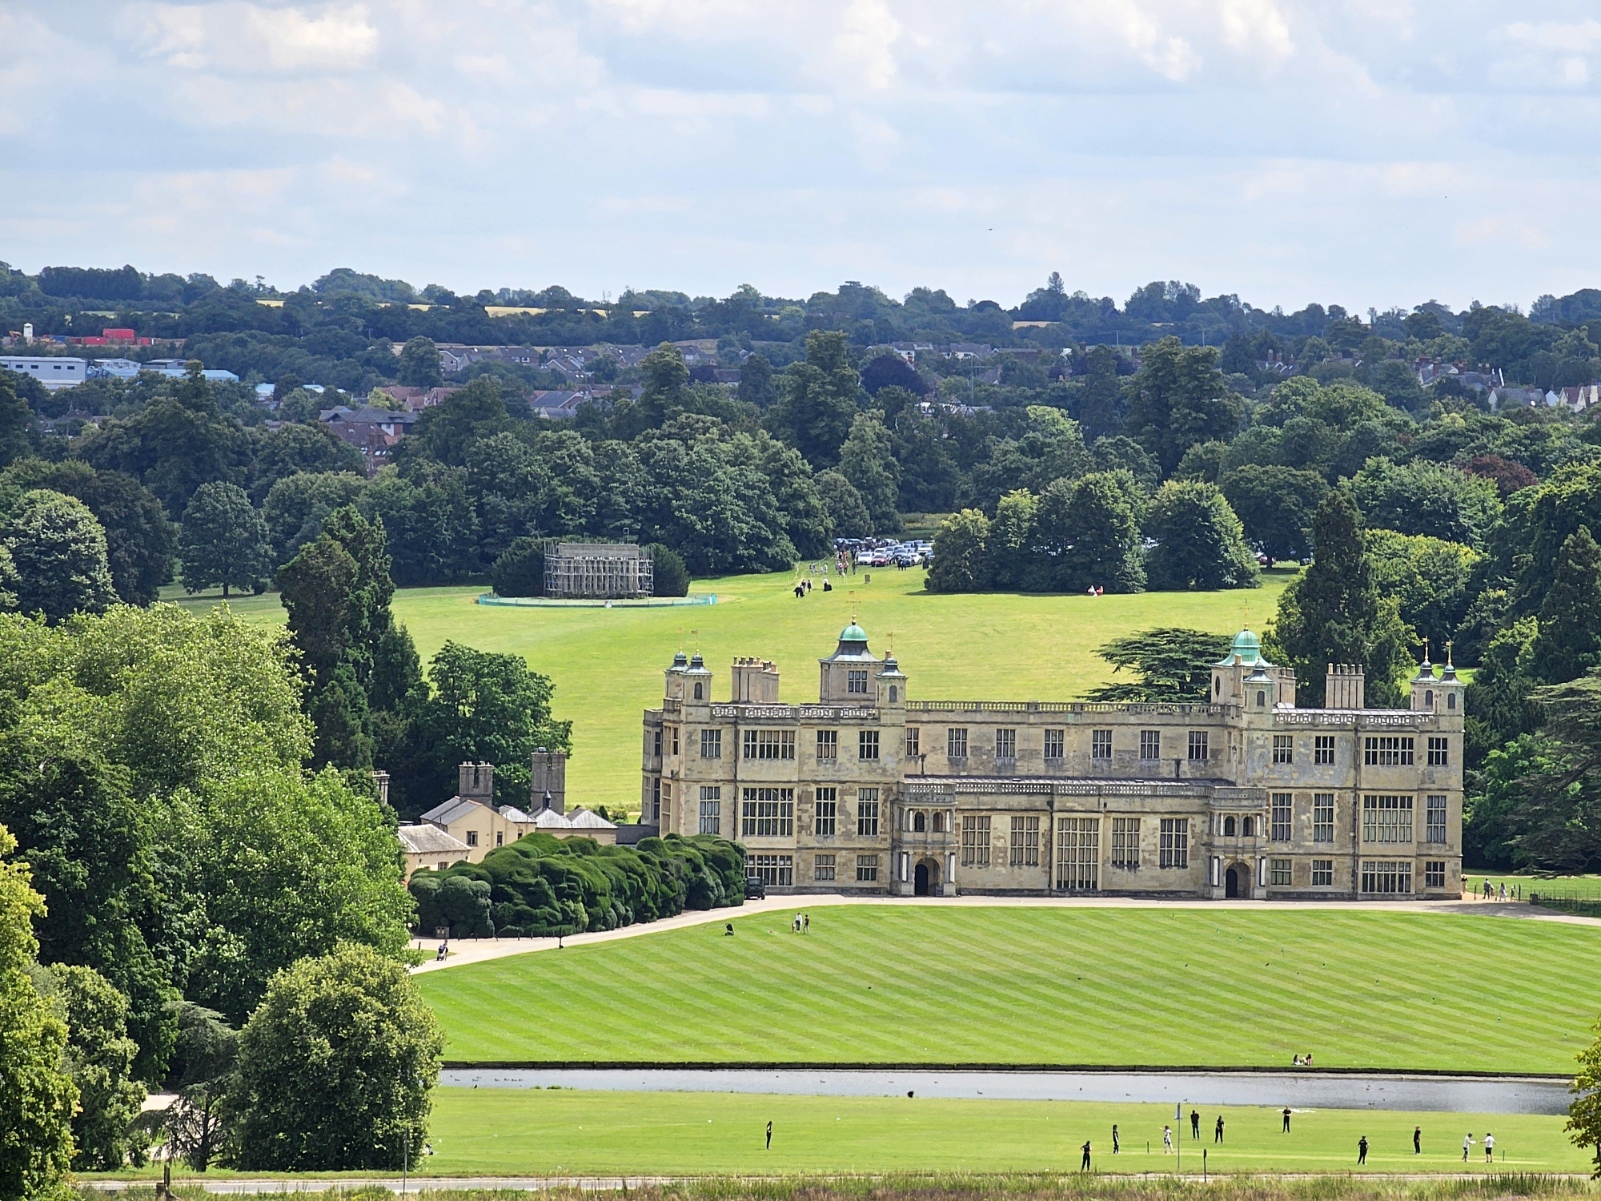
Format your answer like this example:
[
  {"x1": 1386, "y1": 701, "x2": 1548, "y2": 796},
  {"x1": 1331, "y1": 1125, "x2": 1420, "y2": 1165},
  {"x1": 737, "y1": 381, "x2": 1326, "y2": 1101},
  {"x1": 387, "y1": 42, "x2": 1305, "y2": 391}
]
[{"x1": 2, "y1": 1, "x2": 1599, "y2": 314}]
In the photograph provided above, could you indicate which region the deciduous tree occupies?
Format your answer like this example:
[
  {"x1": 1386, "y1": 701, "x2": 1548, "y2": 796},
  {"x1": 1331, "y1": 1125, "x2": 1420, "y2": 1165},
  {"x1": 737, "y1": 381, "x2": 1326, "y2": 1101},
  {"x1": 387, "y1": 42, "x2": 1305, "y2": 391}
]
[
  {"x1": 179, "y1": 481, "x2": 269, "y2": 598},
  {"x1": 3, "y1": 489, "x2": 117, "y2": 622},
  {"x1": 229, "y1": 943, "x2": 443, "y2": 1171},
  {"x1": 1144, "y1": 480, "x2": 1259, "y2": 591}
]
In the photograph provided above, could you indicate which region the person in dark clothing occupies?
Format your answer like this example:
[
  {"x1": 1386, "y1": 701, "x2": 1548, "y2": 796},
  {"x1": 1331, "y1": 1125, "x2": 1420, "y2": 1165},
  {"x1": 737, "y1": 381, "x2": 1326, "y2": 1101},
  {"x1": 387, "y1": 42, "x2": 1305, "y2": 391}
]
[
  {"x1": 1112, "y1": 1125, "x2": 1120, "y2": 1155},
  {"x1": 1414, "y1": 1126, "x2": 1421, "y2": 1154},
  {"x1": 1191, "y1": 1109, "x2": 1200, "y2": 1138},
  {"x1": 1358, "y1": 1136, "x2": 1368, "y2": 1165},
  {"x1": 1215, "y1": 1115, "x2": 1225, "y2": 1144},
  {"x1": 766, "y1": 1121, "x2": 772, "y2": 1149},
  {"x1": 1081, "y1": 1141, "x2": 1091, "y2": 1171},
  {"x1": 1283, "y1": 1107, "x2": 1292, "y2": 1133}
]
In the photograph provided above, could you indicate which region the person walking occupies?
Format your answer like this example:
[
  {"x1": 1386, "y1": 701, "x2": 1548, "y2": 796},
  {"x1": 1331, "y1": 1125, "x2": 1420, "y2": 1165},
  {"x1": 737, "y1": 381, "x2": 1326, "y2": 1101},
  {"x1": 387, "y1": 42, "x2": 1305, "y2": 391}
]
[
  {"x1": 1081, "y1": 1140, "x2": 1091, "y2": 1172},
  {"x1": 766, "y1": 1120, "x2": 773, "y2": 1150},
  {"x1": 1215, "y1": 1115, "x2": 1225, "y2": 1144},
  {"x1": 1191, "y1": 1109, "x2": 1200, "y2": 1138},
  {"x1": 1282, "y1": 1107, "x2": 1292, "y2": 1133},
  {"x1": 803, "y1": 913, "x2": 810, "y2": 934},
  {"x1": 1463, "y1": 1133, "x2": 1474, "y2": 1162},
  {"x1": 1414, "y1": 1126, "x2": 1421, "y2": 1155},
  {"x1": 1163, "y1": 1125, "x2": 1173, "y2": 1153},
  {"x1": 1358, "y1": 1136, "x2": 1368, "y2": 1165},
  {"x1": 1112, "y1": 1124, "x2": 1120, "y2": 1155},
  {"x1": 1485, "y1": 1132, "x2": 1494, "y2": 1162}
]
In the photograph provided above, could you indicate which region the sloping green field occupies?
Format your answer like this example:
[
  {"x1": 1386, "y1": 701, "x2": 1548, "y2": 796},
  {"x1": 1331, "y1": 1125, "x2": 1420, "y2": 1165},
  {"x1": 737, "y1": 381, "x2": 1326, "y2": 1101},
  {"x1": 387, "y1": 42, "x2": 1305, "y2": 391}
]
[
  {"x1": 177, "y1": 567, "x2": 1291, "y2": 809},
  {"x1": 417, "y1": 905, "x2": 1601, "y2": 1074}
]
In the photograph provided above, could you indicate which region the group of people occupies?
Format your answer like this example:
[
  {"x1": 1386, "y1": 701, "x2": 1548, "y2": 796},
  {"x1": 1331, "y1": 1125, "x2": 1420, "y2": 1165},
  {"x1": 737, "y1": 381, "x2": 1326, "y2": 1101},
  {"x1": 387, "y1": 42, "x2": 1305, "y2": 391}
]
[
  {"x1": 1084, "y1": 585, "x2": 1106, "y2": 596},
  {"x1": 1291, "y1": 1052, "x2": 1316, "y2": 1067},
  {"x1": 790, "y1": 912, "x2": 811, "y2": 933},
  {"x1": 1480, "y1": 879, "x2": 1521, "y2": 901},
  {"x1": 793, "y1": 576, "x2": 828, "y2": 598}
]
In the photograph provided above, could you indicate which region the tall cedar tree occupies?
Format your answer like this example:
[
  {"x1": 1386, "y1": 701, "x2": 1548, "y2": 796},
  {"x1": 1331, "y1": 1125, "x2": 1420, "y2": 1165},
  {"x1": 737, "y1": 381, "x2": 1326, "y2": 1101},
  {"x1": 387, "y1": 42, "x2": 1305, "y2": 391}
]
[
  {"x1": 1088, "y1": 628, "x2": 1233, "y2": 702},
  {"x1": 1530, "y1": 525, "x2": 1601, "y2": 685},
  {"x1": 1267, "y1": 489, "x2": 1412, "y2": 707},
  {"x1": 1512, "y1": 673, "x2": 1601, "y2": 872}
]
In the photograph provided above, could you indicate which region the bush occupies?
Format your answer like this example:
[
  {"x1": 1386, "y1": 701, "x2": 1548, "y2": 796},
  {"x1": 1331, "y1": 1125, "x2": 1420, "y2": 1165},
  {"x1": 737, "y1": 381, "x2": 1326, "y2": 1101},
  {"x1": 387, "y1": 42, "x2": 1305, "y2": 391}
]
[
  {"x1": 490, "y1": 536, "x2": 551, "y2": 597},
  {"x1": 229, "y1": 944, "x2": 443, "y2": 1172},
  {"x1": 648, "y1": 543, "x2": 690, "y2": 597},
  {"x1": 410, "y1": 832, "x2": 744, "y2": 938}
]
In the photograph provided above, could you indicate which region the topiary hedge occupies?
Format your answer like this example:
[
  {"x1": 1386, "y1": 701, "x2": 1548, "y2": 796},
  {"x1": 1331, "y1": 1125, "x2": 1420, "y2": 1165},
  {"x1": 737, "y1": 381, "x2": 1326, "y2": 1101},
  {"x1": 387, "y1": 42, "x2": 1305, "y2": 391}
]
[{"x1": 409, "y1": 832, "x2": 744, "y2": 938}]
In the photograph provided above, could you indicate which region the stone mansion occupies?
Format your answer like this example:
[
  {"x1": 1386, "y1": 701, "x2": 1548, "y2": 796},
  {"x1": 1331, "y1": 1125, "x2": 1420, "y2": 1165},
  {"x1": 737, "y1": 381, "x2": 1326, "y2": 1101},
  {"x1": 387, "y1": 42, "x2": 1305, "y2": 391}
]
[{"x1": 641, "y1": 623, "x2": 1464, "y2": 900}]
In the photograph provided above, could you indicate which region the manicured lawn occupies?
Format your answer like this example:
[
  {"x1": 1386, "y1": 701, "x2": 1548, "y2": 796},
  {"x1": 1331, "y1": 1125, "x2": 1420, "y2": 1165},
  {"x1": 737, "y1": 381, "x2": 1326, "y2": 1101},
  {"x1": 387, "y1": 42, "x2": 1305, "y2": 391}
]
[
  {"x1": 169, "y1": 567, "x2": 1291, "y2": 811},
  {"x1": 423, "y1": 1088, "x2": 1590, "y2": 1176},
  {"x1": 416, "y1": 905, "x2": 1601, "y2": 1074}
]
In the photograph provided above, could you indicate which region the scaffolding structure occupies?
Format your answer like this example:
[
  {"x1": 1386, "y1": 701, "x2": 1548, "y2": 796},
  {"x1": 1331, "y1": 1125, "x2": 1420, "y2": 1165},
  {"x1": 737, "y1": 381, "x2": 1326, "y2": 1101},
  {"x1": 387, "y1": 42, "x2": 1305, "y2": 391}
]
[{"x1": 544, "y1": 542, "x2": 654, "y2": 599}]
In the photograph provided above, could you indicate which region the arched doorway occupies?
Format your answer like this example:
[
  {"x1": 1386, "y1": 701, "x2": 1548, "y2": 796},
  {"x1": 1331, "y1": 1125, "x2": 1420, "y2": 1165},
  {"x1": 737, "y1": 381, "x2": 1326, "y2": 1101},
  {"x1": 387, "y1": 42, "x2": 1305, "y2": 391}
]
[
  {"x1": 1225, "y1": 861, "x2": 1251, "y2": 899},
  {"x1": 914, "y1": 856, "x2": 941, "y2": 896}
]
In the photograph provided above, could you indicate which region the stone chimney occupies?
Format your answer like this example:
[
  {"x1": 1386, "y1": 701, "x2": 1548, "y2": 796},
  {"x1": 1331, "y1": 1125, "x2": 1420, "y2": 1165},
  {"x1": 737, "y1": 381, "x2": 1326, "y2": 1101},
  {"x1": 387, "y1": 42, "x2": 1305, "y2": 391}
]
[
  {"x1": 530, "y1": 747, "x2": 567, "y2": 814},
  {"x1": 730, "y1": 657, "x2": 781, "y2": 703},
  {"x1": 1325, "y1": 664, "x2": 1365, "y2": 710},
  {"x1": 457, "y1": 761, "x2": 494, "y2": 802},
  {"x1": 371, "y1": 770, "x2": 390, "y2": 807}
]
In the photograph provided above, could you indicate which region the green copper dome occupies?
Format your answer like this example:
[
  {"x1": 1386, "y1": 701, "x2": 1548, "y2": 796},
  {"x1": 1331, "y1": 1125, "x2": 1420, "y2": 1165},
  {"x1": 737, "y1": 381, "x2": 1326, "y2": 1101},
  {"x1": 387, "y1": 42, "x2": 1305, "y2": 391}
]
[
  {"x1": 1216, "y1": 628, "x2": 1268, "y2": 666},
  {"x1": 839, "y1": 622, "x2": 869, "y2": 643}
]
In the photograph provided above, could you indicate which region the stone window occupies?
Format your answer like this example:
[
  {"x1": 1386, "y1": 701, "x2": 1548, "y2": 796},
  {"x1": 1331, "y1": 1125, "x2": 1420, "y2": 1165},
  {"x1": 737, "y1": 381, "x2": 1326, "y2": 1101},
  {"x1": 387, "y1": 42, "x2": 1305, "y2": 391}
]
[
  {"x1": 1223, "y1": 815, "x2": 1236, "y2": 837},
  {"x1": 661, "y1": 782, "x2": 671, "y2": 825},
  {"x1": 815, "y1": 787, "x2": 837, "y2": 836},
  {"x1": 1361, "y1": 860, "x2": 1412, "y2": 894},
  {"x1": 814, "y1": 853, "x2": 835, "y2": 881},
  {"x1": 858, "y1": 730, "x2": 880, "y2": 761},
  {"x1": 960, "y1": 815, "x2": 991, "y2": 867},
  {"x1": 947, "y1": 727, "x2": 968, "y2": 760},
  {"x1": 905, "y1": 727, "x2": 920, "y2": 757},
  {"x1": 855, "y1": 854, "x2": 879, "y2": 882},
  {"x1": 1313, "y1": 794, "x2": 1335, "y2": 843},
  {"x1": 1056, "y1": 817, "x2": 1099, "y2": 890},
  {"x1": 1271, "y1": 793, "x2": 1293, "y2": 842},
  {"x1": 746, "y1": 729, "x2": 795, "y2": 760},
  {"x1": 466, "y1": 830, "x2": 478, "y2": 847},
  {"x1": 1111, "y1": 817, "x2": 1140, "y2": 868},
  {"x1": 749, "y1": 854, "x2": 793, "y2": 887},
  {"x1": 1159, "y1": 818, "x2": 1189, "y2": 868},
  {"x1": 741, "y1": 787, "x2": 794, "y2": 837},
  {"x1": 1364, "y1": 736, "x2": 1415, "y2": 766},
  {"x1": 1139, "y1": 730, "x2": 1160, "y2": 761},
  {"x1": 856, "y1": 789, "x2": 880, "y2": 837},
  {"x1": 1241, "y1": 815, "x2": 1256, "y2": 837},
  {"x1": 1426, "y1": 795, "x2": 1448, "y2": 844},
  {"x1": 700, "y1": 729, "x2": 722, "y2": 760},
  {"x1": 1427, "y1": 736, "x2": 1449, "y2": 767},
  {"x1": 1311, "y1": 859, "x2": 1333, "y2": 887},
  {"x1": 816, "y1": 728, "x2": 837, "y2": 761},
  {"x1": 996, "y1": 728, "x2": 1017, "y2": 762},
  {"x1": 1044, "y1": 729, "x2": 1065, "y2": 761},
  {"x1": 1273, "y1": 735, "x2": 1293, "y2": 765},
  {"x1": 653, "y1": 729, "x2": 662, "y2": 758},
  {"x1": 1425, "y1": 860, "x2": 1446, "y2": 889},
  {"x1": 1091, "y1": 729, "x2": 1112, "y2": 761},
  {"x1": 1362, "y1": 794, "x2": 1413, "y2": 844},
  {"x1": 699, "y1": 787, "x2": 721, "y2": 835},
  {"x1": 847, "y1": 669, "x2": 869, "y2": 694},
  {"x1": 670, "y1": 726, "x2": 679, "y2": 756},
  {"x1": 693, "y1": 681, "x2": 703, "y2": 699},
  {"x1": 1187, "y1": 731, "x2": 1208, "y2": 762},
  {"x1": 1314, "y1": 735, "x2": 1335, "y2": 765},
  {"x1": 651, "y1": 777, "x2": 661, "y2": 821},
  {"x1": 1010, "y1": 815, "x2": 1040, "y2": 866},
  {"x1": 1270, "y1": 858, "x2": 1293, "y2": 887}
]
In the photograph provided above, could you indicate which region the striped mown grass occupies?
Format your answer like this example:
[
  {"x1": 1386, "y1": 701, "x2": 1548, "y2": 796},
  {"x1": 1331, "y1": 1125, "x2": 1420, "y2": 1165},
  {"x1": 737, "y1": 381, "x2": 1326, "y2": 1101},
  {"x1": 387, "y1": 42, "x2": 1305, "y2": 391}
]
[{"x1": 417, "y1": 906, "x2": 1601, "y2": 1073}]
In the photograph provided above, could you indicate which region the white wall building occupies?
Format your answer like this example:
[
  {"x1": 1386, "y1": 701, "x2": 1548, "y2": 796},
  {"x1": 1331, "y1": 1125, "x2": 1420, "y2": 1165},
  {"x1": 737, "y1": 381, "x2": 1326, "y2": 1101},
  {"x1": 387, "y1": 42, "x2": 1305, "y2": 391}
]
[{"x1": 2, "y1": 356, "x2": 87, "y2": 391}]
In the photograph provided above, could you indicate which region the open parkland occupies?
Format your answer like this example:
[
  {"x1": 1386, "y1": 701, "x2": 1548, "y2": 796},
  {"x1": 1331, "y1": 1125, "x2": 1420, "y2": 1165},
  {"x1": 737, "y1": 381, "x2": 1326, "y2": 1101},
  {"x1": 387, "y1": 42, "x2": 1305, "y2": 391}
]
[{"x1": 131, "y1": 567, "x2": 1601, "y2": 1190}]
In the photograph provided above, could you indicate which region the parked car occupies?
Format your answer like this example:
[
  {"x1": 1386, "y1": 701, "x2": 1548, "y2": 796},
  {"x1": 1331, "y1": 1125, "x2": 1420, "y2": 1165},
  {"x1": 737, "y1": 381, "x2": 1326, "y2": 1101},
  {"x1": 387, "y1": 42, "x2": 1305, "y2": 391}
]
[{"x1": 744, "y1": 876, "x2": 766, "y2": 900}]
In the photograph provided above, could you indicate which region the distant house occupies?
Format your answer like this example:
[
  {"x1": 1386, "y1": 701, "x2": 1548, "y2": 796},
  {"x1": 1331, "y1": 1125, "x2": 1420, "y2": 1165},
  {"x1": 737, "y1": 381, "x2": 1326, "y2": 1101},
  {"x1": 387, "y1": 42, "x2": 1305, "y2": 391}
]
[
  {"x1": 1559, "y1": 384, "x2": 1600, "y2": 412},
  {"x1": 529, "y1": 390, "x2": 587, "y2": 420},
  {"x1": 397, "y1": 823, "x2": 474, "y2": 879},
  {"x1": 415, "y1": 759, "x2": 614, "y2": 859},
  {"x1": 318, "y1": 405, "x2": 418, "y2": 471}
]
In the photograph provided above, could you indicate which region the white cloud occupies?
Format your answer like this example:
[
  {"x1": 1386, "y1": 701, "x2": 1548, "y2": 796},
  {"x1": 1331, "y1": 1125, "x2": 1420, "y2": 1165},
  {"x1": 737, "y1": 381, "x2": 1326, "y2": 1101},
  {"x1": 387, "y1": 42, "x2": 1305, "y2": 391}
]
[{"x1": 0, "y1": 0, "x2": 1597, "y2": 308}]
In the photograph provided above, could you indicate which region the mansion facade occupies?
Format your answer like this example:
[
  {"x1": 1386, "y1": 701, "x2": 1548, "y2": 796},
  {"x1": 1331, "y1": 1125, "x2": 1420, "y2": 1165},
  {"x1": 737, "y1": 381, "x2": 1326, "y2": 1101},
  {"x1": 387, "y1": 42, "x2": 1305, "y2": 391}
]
[{"x1": 641, "y1": 624, "x2": 1464, "y2": 900}]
